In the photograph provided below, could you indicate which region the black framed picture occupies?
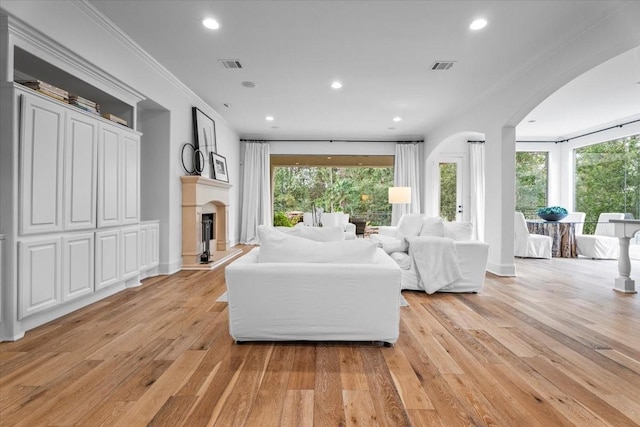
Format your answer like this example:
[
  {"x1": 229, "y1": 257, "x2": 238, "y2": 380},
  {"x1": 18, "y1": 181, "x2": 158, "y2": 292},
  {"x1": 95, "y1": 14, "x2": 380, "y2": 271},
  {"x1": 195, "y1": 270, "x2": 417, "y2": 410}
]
[
  {"x1": 192, "y1": 107, "x2": 216, "y2": 178},
  {"x1": 211, "y1": 152, "x2": 229, "y2": 182}
]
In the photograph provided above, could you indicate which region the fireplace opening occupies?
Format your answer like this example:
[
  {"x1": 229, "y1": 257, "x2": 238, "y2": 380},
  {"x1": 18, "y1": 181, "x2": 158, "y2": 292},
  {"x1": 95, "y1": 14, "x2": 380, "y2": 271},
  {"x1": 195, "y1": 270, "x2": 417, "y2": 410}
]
[{"x1": 202, "y1": 213, "x2": 216, "y2": 240}]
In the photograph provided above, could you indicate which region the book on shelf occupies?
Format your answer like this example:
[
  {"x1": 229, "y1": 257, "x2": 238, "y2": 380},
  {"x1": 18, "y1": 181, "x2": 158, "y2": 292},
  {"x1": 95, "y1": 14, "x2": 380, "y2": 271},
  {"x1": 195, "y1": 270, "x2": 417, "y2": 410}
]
[
  {"x1": 69, "y1": 94, "x2": 98, "y2": 108},
  {"x1": 102, "y1": 112, "x2": 128, "y2": 127},
  {"x1": 16, "y1": 79, "x2": 69, "y2": 98},
  {"x1": 70, "y1": 102, "x2": 100, "y2": 115},
  {"x1": 37, "y1": 89, "x2": 69, "y2": 103}
]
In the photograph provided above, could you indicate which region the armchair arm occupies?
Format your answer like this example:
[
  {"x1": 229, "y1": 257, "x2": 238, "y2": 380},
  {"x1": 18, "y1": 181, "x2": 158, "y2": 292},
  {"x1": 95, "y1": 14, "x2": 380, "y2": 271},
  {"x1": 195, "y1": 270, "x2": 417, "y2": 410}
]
[{"x1": 378, "y1": 226, "x2": 398, "y2": 237}]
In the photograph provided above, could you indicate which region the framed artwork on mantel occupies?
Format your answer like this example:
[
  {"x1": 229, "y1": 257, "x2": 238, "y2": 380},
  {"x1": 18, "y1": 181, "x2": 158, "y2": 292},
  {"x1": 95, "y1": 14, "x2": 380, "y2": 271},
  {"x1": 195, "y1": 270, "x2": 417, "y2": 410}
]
[
  {"x1": 192, "y1": 107, "x2": 216, "y2": 178},
  {"x1": 211, "y1": 152, "x2": 229, "y2": 182}
]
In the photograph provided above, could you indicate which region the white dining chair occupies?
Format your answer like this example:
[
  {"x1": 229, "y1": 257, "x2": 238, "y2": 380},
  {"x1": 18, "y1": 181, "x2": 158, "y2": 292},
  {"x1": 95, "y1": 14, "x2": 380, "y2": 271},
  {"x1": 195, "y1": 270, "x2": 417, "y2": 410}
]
[
  {"x1": 575, "y1": 212, "x2": 625, "y2": 259},
  {"x1": 514, "y1": 212, "x2": 552, "y2": 259}
]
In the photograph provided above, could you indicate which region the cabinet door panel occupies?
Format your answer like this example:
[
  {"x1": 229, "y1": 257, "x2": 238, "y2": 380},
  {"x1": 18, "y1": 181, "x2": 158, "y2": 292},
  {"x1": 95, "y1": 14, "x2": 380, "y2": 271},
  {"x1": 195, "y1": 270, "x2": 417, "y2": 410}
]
[
  {"x1": 122, "y1": 134, "x2": 140, "y2": 224},
  {"x1": 20, "y1": 94, "x2": 65, "y2": 235},
  {"x1": 139, "y1": 226, "x2": 149, "y2": 271},
  {"x1": 121, "y1": 226, "x2": 139, "y2": 280},
  {"x1": 63, "y1": 233, "x2": 94, "y2": 301},
  {"x1": 95, "y1": 230, "x2": 120, "y2": 289},
  {"x1": 149, "y1": 223, "x2": 159, "y2": 267},
  {"x1": 97, "y1": 125, "x2": 121, "y2": 228},
  {"x1": 19, "y1": 237, "x2": 62, "y2": 318},
  {"x1": 65, "y1": 111, "x2": 98, "y2": 230}
]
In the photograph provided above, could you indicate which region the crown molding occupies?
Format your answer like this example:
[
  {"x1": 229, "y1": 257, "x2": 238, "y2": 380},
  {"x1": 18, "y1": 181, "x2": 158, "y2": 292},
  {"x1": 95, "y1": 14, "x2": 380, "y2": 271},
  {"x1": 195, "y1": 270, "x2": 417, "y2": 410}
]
[
  {"x1": 3, "y1": 13, "x2": 145, "y2": 106},
  {"x1": 74, "y1": 0, "x2": 211, "y2": 110}
]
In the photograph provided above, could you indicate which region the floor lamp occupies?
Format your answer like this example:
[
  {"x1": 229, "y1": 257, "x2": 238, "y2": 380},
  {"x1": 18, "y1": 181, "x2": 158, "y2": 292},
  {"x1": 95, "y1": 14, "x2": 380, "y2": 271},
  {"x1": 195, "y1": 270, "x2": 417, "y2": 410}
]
[{"x1": 388, "y1": 187, "x2": 411, "y2": 225}]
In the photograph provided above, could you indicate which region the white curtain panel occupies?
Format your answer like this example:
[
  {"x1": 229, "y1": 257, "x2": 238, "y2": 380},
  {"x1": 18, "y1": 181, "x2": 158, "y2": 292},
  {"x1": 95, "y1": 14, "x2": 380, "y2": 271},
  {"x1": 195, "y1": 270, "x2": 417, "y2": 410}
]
[
  {"x1": 469, "y1": 142, "x2": 485, "y2": 241},
  {"x1": 392, "y1": 143, "x2": 422, "y2": 225},
  {"x1": 240, "y1": 142, "x2": 272, "y2": 244}
]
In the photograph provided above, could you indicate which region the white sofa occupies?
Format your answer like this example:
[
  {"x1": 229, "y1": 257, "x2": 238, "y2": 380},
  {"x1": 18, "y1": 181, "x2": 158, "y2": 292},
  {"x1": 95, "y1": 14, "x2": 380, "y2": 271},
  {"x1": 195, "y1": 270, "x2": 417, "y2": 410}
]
[
  {"x1": 225, "y1": 226, "x2": 402, "y2": 344},
  {"x1": 371, "y1": 214, "x2": 489, "y2": 294},
  {"x1": 301, "y1": 211, "x2": 356, "y2": 239}
]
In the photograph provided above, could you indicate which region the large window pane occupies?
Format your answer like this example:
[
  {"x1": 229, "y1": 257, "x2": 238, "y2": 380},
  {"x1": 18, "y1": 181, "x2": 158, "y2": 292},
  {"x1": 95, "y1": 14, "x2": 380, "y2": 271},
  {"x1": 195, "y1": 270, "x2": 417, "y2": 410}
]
[
  {"x1": 575, "y1": 135, "x2": 639, "y2": 234},
  {"x1": 273, "y1": 166, "x2": 394, "y2": 226},
  {"x1": 516, "y1": 152, "x2": 548, "y2": 218}
]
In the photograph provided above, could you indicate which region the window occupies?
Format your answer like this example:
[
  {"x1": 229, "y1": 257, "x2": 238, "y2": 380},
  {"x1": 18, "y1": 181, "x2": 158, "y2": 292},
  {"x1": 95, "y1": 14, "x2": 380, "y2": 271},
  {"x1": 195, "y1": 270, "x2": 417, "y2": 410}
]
[
  {"x1": 575, "y1": 135, "x2": 639, "y2": 234},
  {"x1": 272, "y1": 165, "x2": 394, "y2": 226},
  {"x1": 515, "y1": 152, "x2": 548, "y2": 218}
]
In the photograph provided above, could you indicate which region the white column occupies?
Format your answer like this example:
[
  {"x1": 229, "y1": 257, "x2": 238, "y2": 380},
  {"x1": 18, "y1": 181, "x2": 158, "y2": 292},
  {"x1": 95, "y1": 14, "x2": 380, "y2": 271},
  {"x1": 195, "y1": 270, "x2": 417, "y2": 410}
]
[{"x1": 484, "y1": 126, "x2": 516, "y2": 276}]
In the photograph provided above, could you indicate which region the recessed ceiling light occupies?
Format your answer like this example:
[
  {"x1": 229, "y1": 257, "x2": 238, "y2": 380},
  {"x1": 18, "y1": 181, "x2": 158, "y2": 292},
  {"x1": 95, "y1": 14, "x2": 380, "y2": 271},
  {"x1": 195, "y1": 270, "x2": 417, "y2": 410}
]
[
  {"x1": 331, "y1": 81, "x2": 343, "y2": 89},
  {"x1": 388, "y1": 127, "x2": 396, "y2": 130},
  {"x1": 393, "y1": 117, "x2": 402, "y2": 122},
  {"x1": 469, "y1": 18, "x2": 487, "y2": 30},
  {"x1": 528, "y1": 119, "x2": 536, "y2": 123},
  {"x1": 241, "y1": 81, "x2": 256, "y2": 88},
  {"x1": 223, "y1": 103, "x2": 231, "y2": 108},
  {"x1": 271, "y1": 126, "x2": 279, "y2": 129},
  {"x1": 265, "y1": 116, "x2": 274, "y2": 121},
  {"x1": 202, "y1": 18, "x2": 220, "y2": 30}
]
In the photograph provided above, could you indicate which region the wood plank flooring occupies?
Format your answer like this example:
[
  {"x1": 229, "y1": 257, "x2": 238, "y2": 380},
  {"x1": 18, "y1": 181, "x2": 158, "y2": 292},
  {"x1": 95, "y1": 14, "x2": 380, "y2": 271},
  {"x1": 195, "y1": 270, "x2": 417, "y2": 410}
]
[{"x1": 2, "y1": 249, "x2": 640, "y2": 426}]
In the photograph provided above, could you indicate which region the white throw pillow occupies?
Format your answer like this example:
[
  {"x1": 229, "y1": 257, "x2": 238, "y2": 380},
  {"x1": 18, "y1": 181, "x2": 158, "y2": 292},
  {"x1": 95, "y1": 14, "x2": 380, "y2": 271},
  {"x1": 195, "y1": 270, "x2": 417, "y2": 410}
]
[
  {"x1": 369, "y1": 234, "x2": 408, "y2": 254},
  {"x1": 277, "y1": 225, "x2": 344, "y2": 242},
  {"x1": 396, "y1": 214, "x2": 424, "y2": 238},
  {"x1": 258, "y1": 226, "x2": 377, "y2": 263},
  {"x1": 419, "y1": 216, "x2": 445, "y2": 237},
  {"x1": 443, "y1": 221, "x2": 473, "y2": 241},
  {"x1": 390, "y1": 252, "x2": 411, "y2": 270}
]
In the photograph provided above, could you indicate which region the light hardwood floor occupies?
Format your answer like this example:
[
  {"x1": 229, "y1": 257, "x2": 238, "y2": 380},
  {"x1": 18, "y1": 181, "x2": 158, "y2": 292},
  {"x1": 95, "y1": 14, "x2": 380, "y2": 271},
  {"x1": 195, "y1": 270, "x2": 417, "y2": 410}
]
[{"x1": 1, "y1": 249, "x2": 639, "y2": 426}]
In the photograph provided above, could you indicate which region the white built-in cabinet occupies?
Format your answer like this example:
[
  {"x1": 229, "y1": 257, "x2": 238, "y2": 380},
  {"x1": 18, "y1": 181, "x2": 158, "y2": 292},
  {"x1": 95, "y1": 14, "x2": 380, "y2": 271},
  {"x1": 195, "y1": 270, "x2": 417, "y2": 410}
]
[
  {"x1": 9, "y1": 86, "x2": 158, "y2": 334},
  {"x1": 64, "y1": 111, "x2": 98, "y2": 231},
  {"x1": 95, "y1": 229, "x2": 120, "y2": 290},
  {"x1": 121, "y1": 226, "x2": 139, "y2": 280},
  {"x1": 139, "y1": 221, "x2": 160, "y2": 277},
  {"x1": 19, "y1": 94, "x2": 65, "y2": 235},
  {"x1": 18, "y1": 236, "x2": 62, "y2": 319},
  {"x1": 62, "y1": 233, "x2": 94, "y2": 302},
  {"x1": 122, "y1": 134, "x2": 140, "y2": 225}
]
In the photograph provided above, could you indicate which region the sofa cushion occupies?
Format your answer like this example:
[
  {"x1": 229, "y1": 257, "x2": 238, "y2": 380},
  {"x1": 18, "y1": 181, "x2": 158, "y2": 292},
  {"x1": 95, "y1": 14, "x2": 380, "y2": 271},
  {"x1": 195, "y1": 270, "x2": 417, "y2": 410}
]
[
  {"x1": 277, "y1": 224, "x2": 344, "y2": 241},
  {"x1": 396, "y1": 214, "x2": 424, "y2": 237},
  {"x1": 443, "y1": 221, "x2": 473, "y2": 241},
  {"x1": 369, "y1": 234, "x2": 408, "y2": 254},
  {"x1": 258, "y1": 226, "x2": 377, "y2": 263},
  {"x1": 390, "y1": 251, "x2": 411, "y2": 269},
  {"x1": 419, "y1": 216, "x2": 445, "y2": 237}
]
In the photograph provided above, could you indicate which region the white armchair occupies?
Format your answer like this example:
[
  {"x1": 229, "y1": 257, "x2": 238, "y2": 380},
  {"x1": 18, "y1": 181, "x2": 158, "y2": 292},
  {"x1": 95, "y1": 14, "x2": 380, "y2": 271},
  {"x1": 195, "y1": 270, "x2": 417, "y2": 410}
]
[
  {"x1": 514, "y1": 212, "x2": 552, "y2": 259},
  {"x1": 301, "y1": 212, "x2": 356, "y2": 240},
  {"x1": 576, "y1": 213, "x2": 625, "y2": 259}
]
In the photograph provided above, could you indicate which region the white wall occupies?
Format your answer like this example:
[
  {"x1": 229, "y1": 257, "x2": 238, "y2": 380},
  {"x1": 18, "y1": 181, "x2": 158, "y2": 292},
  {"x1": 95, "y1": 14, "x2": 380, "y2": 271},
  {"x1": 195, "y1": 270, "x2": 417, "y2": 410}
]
[
  {"x1": 1, "y1": 2, "x2": 241, "y2": 274},
  {"x1": 422, "y1": 2, "x2": 640, "y2": 276}
]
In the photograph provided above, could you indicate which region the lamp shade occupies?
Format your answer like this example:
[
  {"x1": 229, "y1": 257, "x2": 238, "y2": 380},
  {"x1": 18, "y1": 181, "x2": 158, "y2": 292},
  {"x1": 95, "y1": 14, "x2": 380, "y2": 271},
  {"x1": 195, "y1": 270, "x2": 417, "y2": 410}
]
[{"x1": 388, "y1": 187, "x2": 411, "y2": 204}]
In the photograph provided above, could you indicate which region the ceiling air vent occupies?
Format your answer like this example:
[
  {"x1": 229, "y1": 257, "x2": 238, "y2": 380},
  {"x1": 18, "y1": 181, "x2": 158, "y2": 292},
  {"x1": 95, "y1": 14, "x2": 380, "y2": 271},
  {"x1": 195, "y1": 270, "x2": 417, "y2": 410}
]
[
  {"x1": 219, "y1": 59, "x2": 243, "y2": 69},
  {"x1": 430, "y1": 61, "x2": 456, "y2": 71}
]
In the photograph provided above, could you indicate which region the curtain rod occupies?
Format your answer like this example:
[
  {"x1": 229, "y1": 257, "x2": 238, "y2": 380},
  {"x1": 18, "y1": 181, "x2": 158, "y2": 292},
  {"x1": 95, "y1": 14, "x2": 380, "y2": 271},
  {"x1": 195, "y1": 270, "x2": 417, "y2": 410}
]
[
  {"x1": 466, "y1": 119, "x2": 639, "y2": 144},
  {"x1": 517, "y1": 118, "x2": 639, "y2": 144},
  {"x1": 240, "y1": 139, "x2": 423, "y2": 143}
]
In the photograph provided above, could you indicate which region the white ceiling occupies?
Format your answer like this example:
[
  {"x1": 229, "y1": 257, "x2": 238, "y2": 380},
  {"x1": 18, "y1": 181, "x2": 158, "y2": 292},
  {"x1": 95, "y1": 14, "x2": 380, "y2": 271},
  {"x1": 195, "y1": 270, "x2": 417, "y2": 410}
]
[{"x1": 89, "y1": 0, "x2": 639, "y2": 141}]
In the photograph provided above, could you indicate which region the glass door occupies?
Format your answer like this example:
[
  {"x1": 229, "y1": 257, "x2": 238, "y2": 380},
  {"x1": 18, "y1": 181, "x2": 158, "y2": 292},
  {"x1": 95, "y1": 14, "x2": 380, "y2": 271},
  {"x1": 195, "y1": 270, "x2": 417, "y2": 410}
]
[{"x1": 438, "y1": 156, "x2": 463, "y2": 221}]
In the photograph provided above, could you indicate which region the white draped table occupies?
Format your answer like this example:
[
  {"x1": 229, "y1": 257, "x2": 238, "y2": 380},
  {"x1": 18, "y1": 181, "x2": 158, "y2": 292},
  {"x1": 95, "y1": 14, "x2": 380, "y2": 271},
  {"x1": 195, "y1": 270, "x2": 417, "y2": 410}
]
[{"x1": 611, "y1": 219, "x2": 640, "y2": 293}]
